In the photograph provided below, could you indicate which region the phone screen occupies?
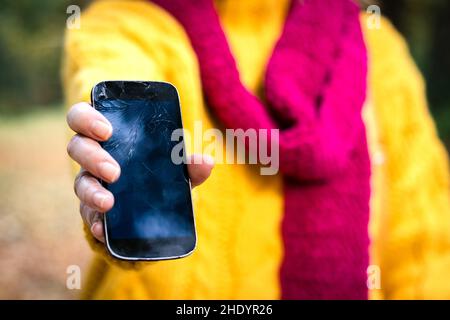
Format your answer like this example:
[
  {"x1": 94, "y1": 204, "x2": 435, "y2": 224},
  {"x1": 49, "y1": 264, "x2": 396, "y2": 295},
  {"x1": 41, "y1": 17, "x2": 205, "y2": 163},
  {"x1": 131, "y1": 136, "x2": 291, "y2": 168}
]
[{"x1": 91, "y1": 81, "x2": 196, "y2": 260}]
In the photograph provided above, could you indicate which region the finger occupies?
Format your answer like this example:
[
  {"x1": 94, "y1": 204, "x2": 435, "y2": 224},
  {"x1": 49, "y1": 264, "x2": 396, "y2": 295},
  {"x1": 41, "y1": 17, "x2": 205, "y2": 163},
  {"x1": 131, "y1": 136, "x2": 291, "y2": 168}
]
[
  {"x1": 80, "y1": 203, "x2": 105, "y2": 243},
  {"x1": 67, "y1": 134, "x2": 121, "y2": 183},
  {"x1": 187, "y1": 154, "x2": 214, "y2": 187},
  {"x1": 91, "y1": 221, "x2": 105, "y2": 243},
  {"x1": 67, "y1": 102, "x2": 112, "y2": 141},
  {"x1": 75, "y1": 169, "x2": 115, "y2": 212}
]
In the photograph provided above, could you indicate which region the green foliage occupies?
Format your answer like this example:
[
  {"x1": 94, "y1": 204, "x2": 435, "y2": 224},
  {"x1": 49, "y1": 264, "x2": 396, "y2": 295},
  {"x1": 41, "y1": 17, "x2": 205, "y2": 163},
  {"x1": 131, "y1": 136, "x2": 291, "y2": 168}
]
[{"x1": 0, "y1": 0, "x2": 88, "y2": 113}]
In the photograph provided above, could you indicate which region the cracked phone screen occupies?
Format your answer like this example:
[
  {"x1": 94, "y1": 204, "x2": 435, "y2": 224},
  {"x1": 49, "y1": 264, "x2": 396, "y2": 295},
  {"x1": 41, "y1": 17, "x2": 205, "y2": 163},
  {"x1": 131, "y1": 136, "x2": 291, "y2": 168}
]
[{"x1": 92, "y1": 81, "x2": 195, "y2": 259}]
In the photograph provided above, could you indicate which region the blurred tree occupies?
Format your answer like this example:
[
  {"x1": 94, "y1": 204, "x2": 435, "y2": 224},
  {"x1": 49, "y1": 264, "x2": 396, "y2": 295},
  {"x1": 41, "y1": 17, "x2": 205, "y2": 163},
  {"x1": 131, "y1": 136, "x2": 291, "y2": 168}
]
[{"x1": 0, "y1": 0, "x2": 89, "y2": 114}]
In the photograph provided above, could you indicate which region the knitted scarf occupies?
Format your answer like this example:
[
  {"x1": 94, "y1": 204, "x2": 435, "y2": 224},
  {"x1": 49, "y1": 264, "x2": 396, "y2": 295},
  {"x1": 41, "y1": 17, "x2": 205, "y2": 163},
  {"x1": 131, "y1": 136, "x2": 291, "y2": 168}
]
[{"x1": 151, "y1": 0, "x2": 371, "y2": 299}]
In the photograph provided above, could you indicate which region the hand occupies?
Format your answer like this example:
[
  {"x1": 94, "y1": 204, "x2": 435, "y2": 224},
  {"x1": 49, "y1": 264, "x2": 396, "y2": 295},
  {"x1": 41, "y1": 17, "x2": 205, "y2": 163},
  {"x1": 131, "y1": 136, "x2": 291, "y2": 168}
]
[{"x1": 66, "y1": 102, "x2": 214, "y2": 243}]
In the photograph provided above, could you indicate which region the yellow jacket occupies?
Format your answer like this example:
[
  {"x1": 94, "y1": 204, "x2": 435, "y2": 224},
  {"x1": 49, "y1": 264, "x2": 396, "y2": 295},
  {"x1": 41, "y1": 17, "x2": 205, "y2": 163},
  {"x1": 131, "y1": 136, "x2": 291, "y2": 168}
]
[{"x1": 63, "y1": 0, "x2": 450, "y2": 299}]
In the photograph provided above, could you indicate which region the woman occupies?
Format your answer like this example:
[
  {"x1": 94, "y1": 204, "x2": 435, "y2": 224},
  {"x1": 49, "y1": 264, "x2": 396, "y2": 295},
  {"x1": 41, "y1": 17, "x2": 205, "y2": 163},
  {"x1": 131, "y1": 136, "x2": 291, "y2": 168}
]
[{"x1": 64, "y1": 0, "x2": 450, "y2": 299}]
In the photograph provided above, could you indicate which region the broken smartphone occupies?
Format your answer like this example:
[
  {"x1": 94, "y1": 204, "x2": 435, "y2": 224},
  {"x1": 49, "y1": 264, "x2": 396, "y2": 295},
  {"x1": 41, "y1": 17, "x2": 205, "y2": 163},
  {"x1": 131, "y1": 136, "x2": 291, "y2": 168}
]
[{"x1": 91, "y1": 81, "x2": 196, "y2": 261}]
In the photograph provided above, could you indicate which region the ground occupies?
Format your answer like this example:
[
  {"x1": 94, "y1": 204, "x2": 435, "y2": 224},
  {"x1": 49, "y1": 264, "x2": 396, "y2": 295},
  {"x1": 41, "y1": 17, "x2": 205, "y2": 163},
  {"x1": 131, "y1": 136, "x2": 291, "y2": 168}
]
[{"x1": 0, "y1": 109, "x2": 91, "y2": 299}]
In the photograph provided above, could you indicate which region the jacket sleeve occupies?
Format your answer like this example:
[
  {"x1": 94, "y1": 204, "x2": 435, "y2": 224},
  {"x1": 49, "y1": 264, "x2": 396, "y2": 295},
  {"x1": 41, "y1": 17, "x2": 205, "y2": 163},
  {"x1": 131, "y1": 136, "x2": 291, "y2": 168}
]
[
  {"x1": 363, "y1": 16, "x2": 450, "y2": 299},
  {"x1": 62, "y1": 0, "x2": 200, "y2": 269}
]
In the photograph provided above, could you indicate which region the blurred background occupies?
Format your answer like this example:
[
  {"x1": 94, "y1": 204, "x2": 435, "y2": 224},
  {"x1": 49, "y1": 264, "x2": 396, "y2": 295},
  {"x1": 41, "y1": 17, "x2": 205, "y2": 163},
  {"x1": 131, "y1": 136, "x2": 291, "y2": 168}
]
[{"x1": 0, "y1": 0, "x2": 449, "y2": 299}]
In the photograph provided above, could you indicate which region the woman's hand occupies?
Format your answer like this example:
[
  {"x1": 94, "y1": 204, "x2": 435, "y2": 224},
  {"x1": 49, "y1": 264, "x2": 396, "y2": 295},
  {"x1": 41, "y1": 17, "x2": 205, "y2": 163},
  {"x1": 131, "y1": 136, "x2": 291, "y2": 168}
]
[{"x1": 66, "y1": 102, "x2": 214, "y2": 243}]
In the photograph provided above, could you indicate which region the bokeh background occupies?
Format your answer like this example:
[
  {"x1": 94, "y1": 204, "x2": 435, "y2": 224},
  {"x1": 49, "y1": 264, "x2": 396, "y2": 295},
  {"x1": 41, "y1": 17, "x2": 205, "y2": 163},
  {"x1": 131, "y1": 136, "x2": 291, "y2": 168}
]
[{"x1": 0, "y1": 0, "x2": 449, "y2": 299}]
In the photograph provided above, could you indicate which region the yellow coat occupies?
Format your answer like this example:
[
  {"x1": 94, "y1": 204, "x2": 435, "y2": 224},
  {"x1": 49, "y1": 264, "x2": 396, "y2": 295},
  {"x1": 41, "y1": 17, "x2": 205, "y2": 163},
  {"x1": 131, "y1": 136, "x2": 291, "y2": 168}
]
[{"x1": 63, "y1": 0, "x2": 450, "y2": 299}]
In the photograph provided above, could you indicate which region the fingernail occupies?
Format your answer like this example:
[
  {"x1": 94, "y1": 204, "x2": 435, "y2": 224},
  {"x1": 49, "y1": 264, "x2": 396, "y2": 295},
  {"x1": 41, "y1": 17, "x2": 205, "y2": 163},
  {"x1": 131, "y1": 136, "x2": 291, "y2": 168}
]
[
  {"x1": 93, "y1": 191, "x2": 108, "y2": 208},
  {"x1": 203, "y1": 154, "x2": 215, "y2": 166},
  {"x1": 99, "y1": 162, "x2": 120, "y2": 182},
  {"x1": 91, "y1": 120, "x2": 112, "y2": 140}
]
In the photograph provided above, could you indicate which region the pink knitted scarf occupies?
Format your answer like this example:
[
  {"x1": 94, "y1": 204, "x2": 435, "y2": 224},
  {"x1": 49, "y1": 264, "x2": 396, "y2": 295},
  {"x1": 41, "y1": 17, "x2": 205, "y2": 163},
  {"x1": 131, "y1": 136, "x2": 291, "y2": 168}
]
[{"x1": 151, "y1": 0, "x2": 371, "y2": 299}]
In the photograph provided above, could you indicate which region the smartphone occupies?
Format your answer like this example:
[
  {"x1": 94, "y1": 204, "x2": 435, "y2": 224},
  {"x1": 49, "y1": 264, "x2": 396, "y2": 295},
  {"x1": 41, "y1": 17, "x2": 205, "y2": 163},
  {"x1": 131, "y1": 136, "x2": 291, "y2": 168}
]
[{"x1": 91, "y1": 81, "x2": 196, "y2": 261}]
